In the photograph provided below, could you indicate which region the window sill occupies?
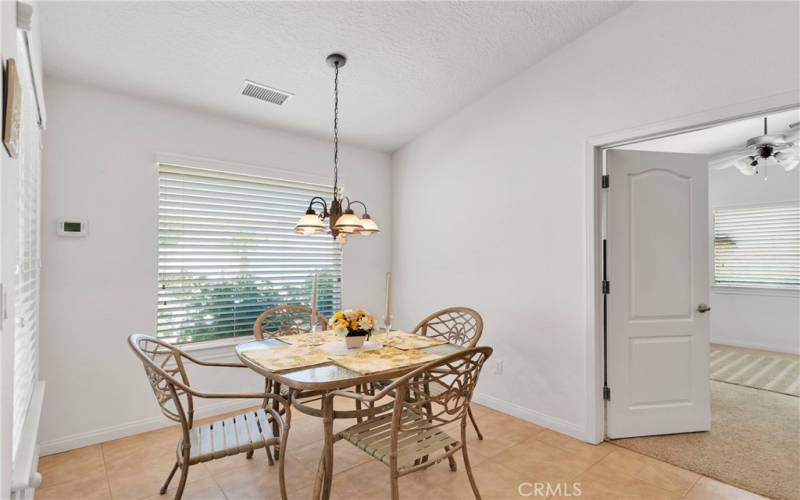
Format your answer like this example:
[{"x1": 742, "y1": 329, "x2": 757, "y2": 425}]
[
  {"x1": 712, "y1": 285, "x2": 800, "y2": 298},
  {"x1": 175, "y1": 336, "x2": 254, "y2": 361}
]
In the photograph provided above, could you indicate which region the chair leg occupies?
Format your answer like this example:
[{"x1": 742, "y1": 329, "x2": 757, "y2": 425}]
[
  {"x1": 445, "y1": 445, "x2": 457, "y2": 472},
  {"x1": 390, "y1": 470, "x2": 400, "y2": 500},
  {"x1": 467, "y1": 405, "x2": 484, "y2": 440},
  {"x1": 265, "y1": 444, "x2": 275, "y2": 466},
  {"x1": 173, "y1": 455, "x2": 190, "y2": 500},
  {"x1": 160, "y1": 461, "x2": 179, "y2": 494},
  {"x1": 462, "y1": 445, "x2": 481, "y2": 500}
]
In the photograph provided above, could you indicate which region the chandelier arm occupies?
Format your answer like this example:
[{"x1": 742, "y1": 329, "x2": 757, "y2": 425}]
[
  {"x1": 307, "y1": 197, "x2": 330, "y2": 217},
  {"x1": 346, "y1": 199, "x2": 369, "y2": 215}
]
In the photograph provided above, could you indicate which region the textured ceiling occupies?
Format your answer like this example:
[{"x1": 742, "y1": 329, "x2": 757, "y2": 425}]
[
  {"x1": 619, "y1": 108, "x2": 800, "y2": 155},
  {"x1": 39, "y1": 1, "x2": 628, "y2": 152}
]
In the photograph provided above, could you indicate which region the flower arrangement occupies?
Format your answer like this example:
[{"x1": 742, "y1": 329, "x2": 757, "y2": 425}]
[{"x1": 332, "y1": 309, "x2": 375, "y2": 338}]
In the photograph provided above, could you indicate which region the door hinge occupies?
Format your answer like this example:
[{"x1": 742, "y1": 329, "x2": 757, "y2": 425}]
[
  {"x1": 602, "y1": 280, "x2": 610, "y2": 294},
  {"x1": 601, "y1": 174, "x2": 610, "y2": 188},
  {"x1": 603, "y1": 386, "x2": 611, "y2": 401}
]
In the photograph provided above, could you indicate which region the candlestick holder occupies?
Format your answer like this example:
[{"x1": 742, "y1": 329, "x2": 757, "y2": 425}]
[{"x1": 383, "y1": 314, "x2": 393, "y2": 335}]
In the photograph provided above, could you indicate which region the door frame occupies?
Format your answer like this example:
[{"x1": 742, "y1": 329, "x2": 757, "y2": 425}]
[{"x1": 583, "y1": 91, "x2": 800, "y2": 444}]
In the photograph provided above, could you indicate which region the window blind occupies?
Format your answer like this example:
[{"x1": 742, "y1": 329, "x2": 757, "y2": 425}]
[
  {"x1": 714, "y1": 204, "x2": 800, "y2": 288},
  {"x1": 13, "y1": 50, "x2": 41, "y2": 460},
  {"x1": 158, "y1": 163, "x2": 342, "y2": 344}
]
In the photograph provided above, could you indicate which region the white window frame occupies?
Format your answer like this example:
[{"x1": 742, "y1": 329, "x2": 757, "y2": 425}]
[
  {"x1": 712, "y1": 201, "x2": 800, "y2": 295},
  {"x1": 154, "y1": 154, "x2": 344, "y2": 347}
]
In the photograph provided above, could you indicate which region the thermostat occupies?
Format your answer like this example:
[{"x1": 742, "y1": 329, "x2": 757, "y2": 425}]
[{"x1": 57, "y1": 219, "x2": 88, "y2": 237}]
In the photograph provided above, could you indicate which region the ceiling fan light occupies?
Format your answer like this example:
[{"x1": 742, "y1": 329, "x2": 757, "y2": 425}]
[
  {"x1": 295, "y1": 210, "x2": 326, "y2": 235},
  {"x1": 334, "y1": 210, "x2": 363, "y2": 233},
  {"x1": 775, "y1": 151, "x2": 800, "y2": 172},
  {"x1": 358, "y1": 214, "x2": 379, "y2": 236},
  {"x1": 734, "y1": 157, "x2": 757, "y2": 175}
]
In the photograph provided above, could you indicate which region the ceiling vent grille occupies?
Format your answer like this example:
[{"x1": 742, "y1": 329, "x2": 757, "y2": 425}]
[{"x1": 240, "y1": 80, "x2": 293, "y2": 105}]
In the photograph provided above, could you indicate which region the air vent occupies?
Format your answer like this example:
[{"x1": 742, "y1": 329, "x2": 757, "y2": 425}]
[{"x1": 240, "y1": 80, "x2": 293, "y2": 105}]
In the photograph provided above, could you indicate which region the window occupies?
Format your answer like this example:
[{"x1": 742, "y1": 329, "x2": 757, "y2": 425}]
[
  {"x1": 158, "y1": 163, "x2": 342, "y2": 344},
  {"x1": 13, "y1": 48, "x2": 42, "y2": 460},
  {"x1": 713, "y1": 204, "x2": 800, "y2": 289}
]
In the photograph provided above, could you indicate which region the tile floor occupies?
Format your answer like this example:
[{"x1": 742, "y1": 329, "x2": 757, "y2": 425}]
[{"x1": 37, "y1": 403, "x2": 766, "y2": 500}]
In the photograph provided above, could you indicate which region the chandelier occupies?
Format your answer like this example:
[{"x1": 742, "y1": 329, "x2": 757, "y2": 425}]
[{"x1": 294, "y1": 53, "x2": 379, "y2": 245}]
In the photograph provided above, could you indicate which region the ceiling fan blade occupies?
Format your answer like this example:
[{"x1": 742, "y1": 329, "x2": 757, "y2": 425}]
[
  {"x1": 708, "y1": 148, "x2": 753, "y2": 165},
  {"x1": 784, "y1": 128, "x2": 800, "y2": 144}
]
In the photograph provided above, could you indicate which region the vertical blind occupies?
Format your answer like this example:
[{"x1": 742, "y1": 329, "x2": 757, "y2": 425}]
[
  {"x1": 714, "y1": 204, "x2": 800, "y2": 288},
  {"x1": 13, "y1": 49, "x2": 41, "y2": 460},
  {"x1": 158, "y1": 164, "x2": 342, "y2": 344}
]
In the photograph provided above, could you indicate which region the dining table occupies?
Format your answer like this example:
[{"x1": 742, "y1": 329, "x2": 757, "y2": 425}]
[{"x1": 235, "y1": 331, "x2": 463, "y2": 500}]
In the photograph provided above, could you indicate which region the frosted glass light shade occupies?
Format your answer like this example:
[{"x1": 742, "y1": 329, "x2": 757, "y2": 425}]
[
  {"x1": 734, "y1": 157, "x2": 757, "y2": 175},
  {"x1": 295, "y1": 212, "x2": 326, "y2": 235},
  {"x1": 359, "y1": 215, "x2": 379, "y2": 235},
  {"x1": 334, "y1": 211, "x2": 363, "y2": 233},
  {"x1": 776, "y1": 151, "x2": 799, "y2": 171}
]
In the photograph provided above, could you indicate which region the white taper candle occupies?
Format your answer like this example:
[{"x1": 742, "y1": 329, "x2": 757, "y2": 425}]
[
  {"x1": 384, "y1": 271, "x2": 392, "y2": 329},
  {"x1": 310, "y1": 273, "x2": 318, "y2": 327}
]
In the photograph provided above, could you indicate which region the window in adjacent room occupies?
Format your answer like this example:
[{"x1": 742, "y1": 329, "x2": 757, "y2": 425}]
[
  {"x1": 157, "y1": 163, "x2": 342, "y2": 344},
  {"x1": 713, "y1": 203, "x2": 800, "y2": 289}
]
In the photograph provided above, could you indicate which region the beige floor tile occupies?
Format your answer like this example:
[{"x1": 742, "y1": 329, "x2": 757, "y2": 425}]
[
  {"x1": 591, "y1": 447, "x2": 650, "y2": 478},
  {"x1": 685, "y1": 476, "x2": 766, "y2": 500},
  {"x1": 634, "y1": 456, "x2": 700, "y2": 495},
  {"x1": 468, "y1": 411, "x2": 546, "y2": 458},
  {"x1": 39, "y1": 445, "x2": 106, "y2": 488},
  {"x1": 621, "y1": 478, "x2": 683, "y2": 499},
  {"x1": 563, "y1": 462, "x2": 635, "y2": 499},
  {"x1": 107, "y1": 460, "x2": 210, "y2": 500},
  {"x1": 332, "y1": 459, "x2": 453, "y2": 500},
  {"x1": 495, "y1": 437, "x2": 597, "y2": 484},
  {"x1": 533, "y1": 430, "x2": 614, "y2": 463},
  {"x1": 212, "y1": 455, "x2": 313, "y2": 500},
  {"x1": 36, "y1": 475, "x2": 112, "y2": 500},
  {"x1": 142, "y1": 476, "x2": 226, "y2": 500},
  {"x1": 287, "y1": 439, "x2": 373, "y2": 476}
]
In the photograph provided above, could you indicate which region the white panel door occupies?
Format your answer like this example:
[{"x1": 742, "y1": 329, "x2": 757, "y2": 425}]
[{"x1": 607, "y1": 150, "x2": 710, "y2": 438}]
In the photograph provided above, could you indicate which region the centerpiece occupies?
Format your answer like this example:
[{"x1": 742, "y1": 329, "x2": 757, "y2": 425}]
[{"x1": 332, "y1": 309, "x2": 375, "y2": 349}]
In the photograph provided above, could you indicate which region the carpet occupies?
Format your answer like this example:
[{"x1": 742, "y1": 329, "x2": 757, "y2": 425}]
[
  {"x1": 711, "y1": 344, "x2": 800, "y2": 397},
  {"x1": 612, "y1": 381, "x2": 800, "y2": 500}
]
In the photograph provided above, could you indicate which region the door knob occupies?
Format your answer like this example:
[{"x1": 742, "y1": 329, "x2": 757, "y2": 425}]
[{"x1": 697, "y1": 304, "x2": 711, "y2": 313}]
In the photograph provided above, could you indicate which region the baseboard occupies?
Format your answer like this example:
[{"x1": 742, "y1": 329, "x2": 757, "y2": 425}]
[
  {"x1": 471, "y1": 392, "x2": 587, "y2": 442},
  {"x1": 40, "y1": 399, "x2": 256, "y2": 456},
  {"x1": 712, "y1": 338, "x2": 800, "y2": 355}
]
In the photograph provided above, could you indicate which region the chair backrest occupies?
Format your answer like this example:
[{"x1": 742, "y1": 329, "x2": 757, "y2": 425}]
[
  {"x1": 253, "y1": 305, "x2": 328, "y2": 339},
  {"x1": 128, "y1": 334, "x2": 194, "y2": 427},
  {"x1": 391, "y1": 346, "x2": 493, "y2": 433},
  {"x1": 412, "y1": 307, "x2": 483, "y2": 347}
]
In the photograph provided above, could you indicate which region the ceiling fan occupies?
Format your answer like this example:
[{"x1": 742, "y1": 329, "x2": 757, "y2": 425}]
[{"x1": 709, "y1": 117, "x2": 799, "y2": 175}]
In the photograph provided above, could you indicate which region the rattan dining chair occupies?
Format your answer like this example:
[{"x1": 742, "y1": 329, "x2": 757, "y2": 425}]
[
  {"x1": 251, "y1": 305, "x2": 329, "y2": 459},
  {"x1": 327, "y1": 346, "x2": 493, "y2": 500},
  {"x1": 412, "y1": 307, "x2": 485, "y2": 440},
  {"x1": 252, "y1": 304, "x2": 328, "y2": 339},
  {"x1": 128, "y1": 334, "x2": 291, "y2": 500}
]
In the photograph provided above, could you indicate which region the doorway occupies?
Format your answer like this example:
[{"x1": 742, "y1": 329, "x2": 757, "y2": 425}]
[{"x1": 600, "y1": 108, "x2": 800, "y2": 499}]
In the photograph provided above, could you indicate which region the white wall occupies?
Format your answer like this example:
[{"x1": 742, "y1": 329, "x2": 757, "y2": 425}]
[
  {"x1": 39, "y1": 79, "x2": 392, "y2": 453},
  {"x1": 391, "y1": 2, "x2": 800, "y2": 440},
  {"x1": 710, "y1": 166, "x2": 800, "y2": 354}
]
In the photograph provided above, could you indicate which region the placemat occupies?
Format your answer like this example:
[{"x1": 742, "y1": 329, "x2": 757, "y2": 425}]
[
  {"x1": 329, "y1": 346, "x2": 442, "y2": 375},
  {"x1": 370, "y1": 331, "x2": 447, "y2": 350},
  {"x1": 240, "y1": 345, "x2": 331, "y2": 372},
  {"x1": 279, "y1": 332, "x2": 341, "y2": 346}
]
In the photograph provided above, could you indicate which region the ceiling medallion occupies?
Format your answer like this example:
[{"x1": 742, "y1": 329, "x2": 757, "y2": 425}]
[{"x1": 294, "y1": 53, "x2": 379, "y2": 245}]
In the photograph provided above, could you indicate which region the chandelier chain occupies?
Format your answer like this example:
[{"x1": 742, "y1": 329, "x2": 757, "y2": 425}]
[{"x1": 333, "y1": 62, "x2": 340, "y2": 198}]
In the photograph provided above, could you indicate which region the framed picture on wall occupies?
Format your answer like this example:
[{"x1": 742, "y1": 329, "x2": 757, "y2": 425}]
[{"x1": 3, "y1": 58, "x2": 21, "y2": 159}]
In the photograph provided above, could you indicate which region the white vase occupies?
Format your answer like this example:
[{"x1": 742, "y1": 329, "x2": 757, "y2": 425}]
[{"x1": 345, "y1": 336, "x2": 367, "y2": 349}]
